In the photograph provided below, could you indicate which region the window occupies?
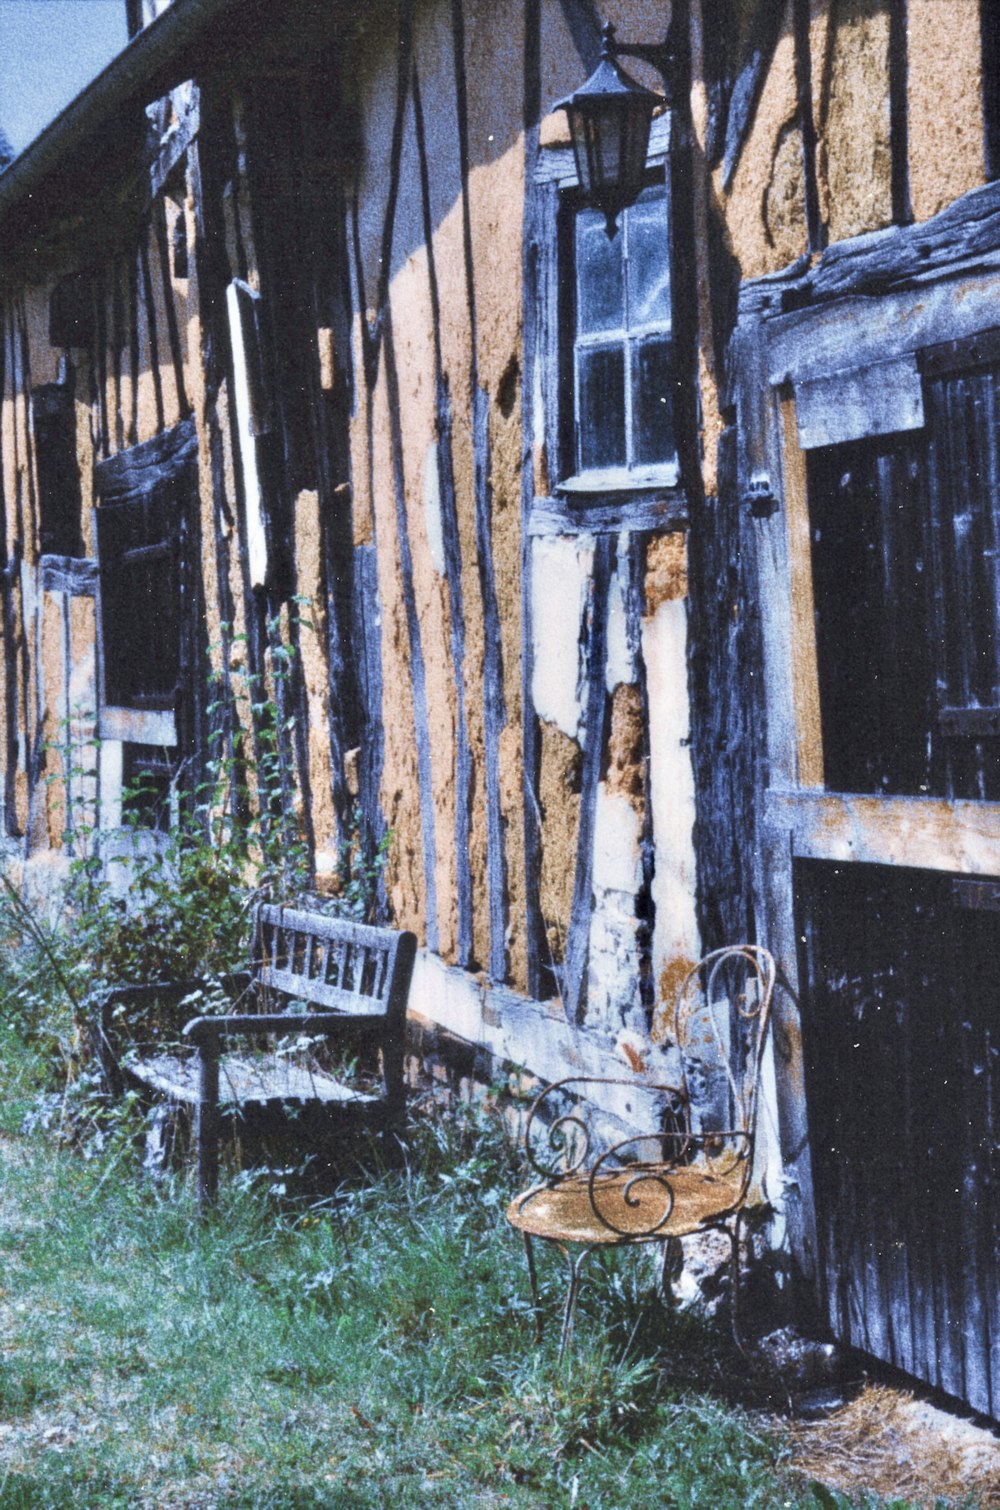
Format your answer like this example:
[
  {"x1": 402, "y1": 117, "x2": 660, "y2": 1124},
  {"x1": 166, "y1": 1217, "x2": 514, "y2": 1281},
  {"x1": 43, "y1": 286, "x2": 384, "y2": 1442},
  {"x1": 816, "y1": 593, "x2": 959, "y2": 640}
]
[
  {"x1": 94, "y1": 418, "x2": 198, "y2": 762},
  {"x1": 31, "y1": 383, "x2": 83, "y2": 558},
  {"x1": 562, "y1": 183, "x2": 676, "y2": 492}
]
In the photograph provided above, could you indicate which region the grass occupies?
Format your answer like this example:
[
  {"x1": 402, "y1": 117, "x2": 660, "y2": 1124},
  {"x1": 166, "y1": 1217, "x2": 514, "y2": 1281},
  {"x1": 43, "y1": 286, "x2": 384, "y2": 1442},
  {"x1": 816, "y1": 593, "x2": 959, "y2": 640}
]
[{"x1": 0, "y1": 1025, "x2": 956, "y2": 1510}]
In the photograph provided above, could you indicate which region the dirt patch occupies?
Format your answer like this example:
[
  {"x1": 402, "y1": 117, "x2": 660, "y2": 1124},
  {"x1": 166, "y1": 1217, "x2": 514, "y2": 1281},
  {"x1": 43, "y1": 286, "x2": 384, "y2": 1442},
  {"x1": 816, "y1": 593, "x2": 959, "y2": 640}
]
[
  {"x1": 782, "y1": 1384, "x2": 1000, "y2": 1508},
  {"x1": 605, "y1": 682, "x2": 645, "y2": 812},
  {"x1": 644, "y1": 533, "x2": 688, "y2": 614}
]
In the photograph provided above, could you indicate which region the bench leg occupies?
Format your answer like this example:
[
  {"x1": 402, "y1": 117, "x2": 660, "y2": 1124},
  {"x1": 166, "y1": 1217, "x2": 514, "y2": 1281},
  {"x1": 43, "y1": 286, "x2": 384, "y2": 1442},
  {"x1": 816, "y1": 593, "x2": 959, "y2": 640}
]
[
  {"x1": 196, "y1": 1044, "x2": 220, "y2": 1212},
  {"x1": 142, "y1": 1101, "x2": 182, "y2": 1181}
]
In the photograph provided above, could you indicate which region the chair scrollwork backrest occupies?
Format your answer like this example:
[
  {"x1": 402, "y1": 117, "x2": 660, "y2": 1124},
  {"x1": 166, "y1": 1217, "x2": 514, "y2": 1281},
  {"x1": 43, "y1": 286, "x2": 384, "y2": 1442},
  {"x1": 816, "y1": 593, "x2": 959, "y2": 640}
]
[{"x1": 671, "y1": 945, "x2": 776, "y2": 1170}]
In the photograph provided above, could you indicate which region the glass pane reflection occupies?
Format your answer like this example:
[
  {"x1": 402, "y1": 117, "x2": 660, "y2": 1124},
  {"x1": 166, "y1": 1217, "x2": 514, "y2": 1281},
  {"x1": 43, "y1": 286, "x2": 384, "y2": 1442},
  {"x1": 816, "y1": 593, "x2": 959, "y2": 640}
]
[{"x1": 578, "y1": 345, "x2": 626, "y2": 471}]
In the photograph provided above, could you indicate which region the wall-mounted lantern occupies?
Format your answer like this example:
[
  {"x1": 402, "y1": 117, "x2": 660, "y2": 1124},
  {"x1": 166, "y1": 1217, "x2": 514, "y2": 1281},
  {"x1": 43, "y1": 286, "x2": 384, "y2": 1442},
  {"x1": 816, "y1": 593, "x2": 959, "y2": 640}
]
[{"x1": 555, "y1": 22, "x2": 673, "y2": 238}]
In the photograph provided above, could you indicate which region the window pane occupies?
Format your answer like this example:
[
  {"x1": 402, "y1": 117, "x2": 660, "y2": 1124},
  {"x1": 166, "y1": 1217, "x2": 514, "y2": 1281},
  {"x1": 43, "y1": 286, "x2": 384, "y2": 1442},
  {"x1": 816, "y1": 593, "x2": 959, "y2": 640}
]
[
  {"x1": 626, "y1": 185, "x2": 670, "y2": 328},
  {"x1": 577, "y1": 344, "x2": 626, "y2": 471},
  {"x1": 576, "y1": 208, "x2": 624, "y2": 336},
  {"x1": 632, "y1": 336, "x2": 675, "y2": 465}
]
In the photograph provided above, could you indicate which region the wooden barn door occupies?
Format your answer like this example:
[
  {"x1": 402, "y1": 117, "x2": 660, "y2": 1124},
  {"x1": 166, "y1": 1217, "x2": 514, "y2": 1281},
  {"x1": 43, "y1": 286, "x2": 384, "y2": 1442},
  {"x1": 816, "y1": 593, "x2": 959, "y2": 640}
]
[
  {"x1": 796, "y1": 861, "x2": 999, "y2": 1416},
  {"x1": 753, "y1": 317, "x2": 1000, "y2": 1419}
]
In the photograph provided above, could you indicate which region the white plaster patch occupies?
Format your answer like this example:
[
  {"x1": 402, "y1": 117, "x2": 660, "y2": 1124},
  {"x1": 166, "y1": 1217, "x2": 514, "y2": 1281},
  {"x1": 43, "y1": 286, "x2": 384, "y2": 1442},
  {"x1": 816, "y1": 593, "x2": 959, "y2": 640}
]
[
  {"x1": 592, "y1": 784, "x2": 643, "y2": 897},
  {"x1": 99, "y1": 739, "x2": 123, "y2": 832},
  {"x1": 586, "y1": 891, "x2": 644, "y2": 1036},
  {"x1": 226, "y1": 280, "x2": 268, "y2": 590},
  {"x1": 530, "y1": 534, "x2": 593, "y2": 739},
  {"x1": 314, "y1": 847, "x2": 338, "y2": 877},
  {"x1": 423, "y1": 438, "x2": 446, "y2": 576},
  {"x1": 604, "y1": 545, "x2": 635, "y2": 691},
  {"x1": 587, "y1": 785, "x2": 645, "y2": 1035},
  {"x1": 642, "y1": 596, "x2": 700, "y2": 1000}
]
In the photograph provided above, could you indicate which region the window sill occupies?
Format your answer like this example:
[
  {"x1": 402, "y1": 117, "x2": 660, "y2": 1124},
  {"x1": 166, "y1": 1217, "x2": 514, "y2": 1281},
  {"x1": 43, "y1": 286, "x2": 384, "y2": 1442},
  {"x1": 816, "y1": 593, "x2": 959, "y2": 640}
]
[
  {"x1": 557, "y1": 463, "x2": 681, "y2": 496},
  {"x1": 530, "y1": 487, "x2": 687, "y2": 537},
  {"x1": 99, "y1": 707, "x2": 177, "y2": 746}
]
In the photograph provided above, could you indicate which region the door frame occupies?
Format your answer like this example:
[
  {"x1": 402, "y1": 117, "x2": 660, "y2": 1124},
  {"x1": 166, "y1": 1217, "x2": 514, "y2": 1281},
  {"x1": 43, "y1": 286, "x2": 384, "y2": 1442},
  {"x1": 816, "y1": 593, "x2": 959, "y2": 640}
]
[{"x1": 733, "y1": 177, "x2": 1000, "y2": 1295}]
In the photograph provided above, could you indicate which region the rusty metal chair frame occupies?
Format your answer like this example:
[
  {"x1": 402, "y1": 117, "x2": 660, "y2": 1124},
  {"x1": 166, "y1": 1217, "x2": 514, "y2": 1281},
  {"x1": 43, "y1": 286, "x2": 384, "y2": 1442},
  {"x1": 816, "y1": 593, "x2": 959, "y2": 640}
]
[{"x1": 506, "y1": 945, "x2": 776, "y2": 1359}]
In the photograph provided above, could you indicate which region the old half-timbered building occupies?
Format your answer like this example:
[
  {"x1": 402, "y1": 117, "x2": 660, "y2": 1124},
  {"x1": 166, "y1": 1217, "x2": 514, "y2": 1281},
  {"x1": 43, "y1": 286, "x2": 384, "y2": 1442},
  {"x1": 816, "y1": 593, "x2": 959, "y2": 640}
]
[{"x1": 0, "y1": 0, "x2": 997, "y2": 1418}]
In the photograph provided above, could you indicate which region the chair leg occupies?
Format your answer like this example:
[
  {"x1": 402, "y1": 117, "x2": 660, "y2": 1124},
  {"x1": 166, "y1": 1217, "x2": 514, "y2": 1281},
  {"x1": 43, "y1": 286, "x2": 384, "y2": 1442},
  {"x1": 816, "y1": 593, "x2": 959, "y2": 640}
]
[
  {"x1": 558, "y1": 1245, "x2": 595, "y2": 1364},
  {"x1": 728, "y1": 1216, "x2": 747, "y2": 1354},
  {"x1": 654, "y1": 1236, "x2": 684, "y2": 1308},
  {"x1": 523, "y1": 1233, "x2": 542, "y2": 1342}
]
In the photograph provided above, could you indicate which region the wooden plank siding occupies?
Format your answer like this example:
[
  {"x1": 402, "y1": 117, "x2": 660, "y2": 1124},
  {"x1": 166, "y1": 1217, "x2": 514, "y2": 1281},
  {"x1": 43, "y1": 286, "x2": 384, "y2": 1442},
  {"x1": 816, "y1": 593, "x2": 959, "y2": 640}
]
[{"x1": 796, "y1": 860, "x2": 999, "y2": 1418}]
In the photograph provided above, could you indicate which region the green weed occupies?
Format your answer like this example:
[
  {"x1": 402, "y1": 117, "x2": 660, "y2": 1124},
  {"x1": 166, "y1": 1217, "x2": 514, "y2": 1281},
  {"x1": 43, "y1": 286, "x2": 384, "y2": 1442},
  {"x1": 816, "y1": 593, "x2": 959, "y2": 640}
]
[{"x1": 0, "y1": 1032, "x2": 931, "y2": 1510}]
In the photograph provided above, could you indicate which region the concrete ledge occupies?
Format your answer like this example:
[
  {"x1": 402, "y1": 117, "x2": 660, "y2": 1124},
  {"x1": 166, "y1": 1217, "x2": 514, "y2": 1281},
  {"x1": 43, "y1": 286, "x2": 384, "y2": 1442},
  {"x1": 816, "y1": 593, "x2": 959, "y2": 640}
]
[{"x1": 406, "y1": 950, "x2": 677, "y2": 1131}]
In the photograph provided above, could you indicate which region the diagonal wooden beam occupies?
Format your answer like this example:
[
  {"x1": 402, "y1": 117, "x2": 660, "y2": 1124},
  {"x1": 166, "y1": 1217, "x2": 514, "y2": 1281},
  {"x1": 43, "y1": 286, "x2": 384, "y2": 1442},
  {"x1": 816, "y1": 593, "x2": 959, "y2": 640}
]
[{"x1": 722, "y1": 0, "x2": 787, "y2": 192}]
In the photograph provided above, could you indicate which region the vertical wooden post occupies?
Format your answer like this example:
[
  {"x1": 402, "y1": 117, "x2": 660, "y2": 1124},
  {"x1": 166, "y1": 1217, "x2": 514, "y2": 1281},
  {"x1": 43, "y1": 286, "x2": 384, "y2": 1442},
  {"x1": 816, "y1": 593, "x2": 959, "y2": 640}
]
[{"x1": 196, "y1": 1035, "x2": 219, "y2": 1211}]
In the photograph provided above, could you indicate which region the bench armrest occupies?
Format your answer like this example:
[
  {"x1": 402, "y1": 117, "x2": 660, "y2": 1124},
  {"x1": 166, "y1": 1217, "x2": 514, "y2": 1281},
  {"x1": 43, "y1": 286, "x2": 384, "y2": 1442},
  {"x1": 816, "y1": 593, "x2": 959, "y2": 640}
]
[{"x1": 183, "y1": 1010, "x2": 387, "y2": 1045}]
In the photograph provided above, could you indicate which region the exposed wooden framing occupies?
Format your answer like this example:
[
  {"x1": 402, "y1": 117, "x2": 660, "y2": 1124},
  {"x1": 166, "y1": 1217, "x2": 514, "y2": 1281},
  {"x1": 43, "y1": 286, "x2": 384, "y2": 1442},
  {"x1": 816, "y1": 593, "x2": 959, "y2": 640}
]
[
  {"x1": 15, "y1": 309, "x2": 43, "y2": 844},
  {"x1": 382, "y1": 312, "x2": 440, "y2": 954},
  {"x1": 0, "y1": 317, "x2": 17, "y2": 837},
  {"x1": 293, "y1": 74, "x2": 362, "y2": 845},
  {"x1": 153, "y1": 197, "x2": 190, "y2": 418},
  {"x1": 520, "y1": 0, "x2": 547, "y2": 999},
  {"x1": 350, "y1": 192, "x2": 388, "y2": 870},
  {"x1": 149, "y1": 83, "x2": 201, "y2": 201},
  {"x1": 722, "y1": 0, "x2": 787, "y2": 192},
  {"x1": 138, "y1": 234, "x2": 165, "y2": 434},
  {"x1": 888, "y1": 0, "x2": 911, "y2": 225},
  {"x1": 778, "y1": 392, "x2": 823, "y2": 790},
  {"x1": 345, "y1": 7, "x2": 413, "y2": 882},
  {"x1": 563, "y1": 532, "x2": 614, "y2": 1024},
  {"x1": 186, "y1": 120, "x2": 243, "y2": 814},
  {"x1": 352, "y1": 542, "x2": 385, "y2": 892},
  {"x1": 449, "y1": 0, "x2": 511, "y2": 978},
  {"x1": 94, "y1": 268, "x2": 110, "y2": 459},
  {"x1": 128, "y1": 250, "x2": 141, "y2": 447},
  {"x1": 687, "y1": 424, "x2": 759, "y2": 950},
  {"x1": 744, "y1": 179, "x2": 1000, "y2": 327},
  {"x1": 792, "y1": 0, "x2": 822, "y2": 253},
  {"x1": 474, "y1": 384, "x2": 510, "y2": 983},
  {"x1": 624, "y1": 531, "x2": 655, "y2": 1016},
  {"x1": 110, "y1": 261, "x2": 126, "y2": 453},
  {"x1": 556, "y1": 0, "x2": 602, "y2": 71},
  {"x1": 982, "y1": 0, "x2": 1000, "y2": 182},
  {"x1": 412, "y1": 55, "x2": 474, "y2": 969}
]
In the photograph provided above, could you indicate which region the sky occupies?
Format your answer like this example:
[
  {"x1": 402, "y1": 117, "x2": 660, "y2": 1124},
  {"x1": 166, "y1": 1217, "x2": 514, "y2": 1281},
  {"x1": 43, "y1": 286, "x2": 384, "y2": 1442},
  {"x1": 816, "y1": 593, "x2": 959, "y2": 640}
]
[{"x1": 0, "y1": 0, "x2": 128, "y2": 157}]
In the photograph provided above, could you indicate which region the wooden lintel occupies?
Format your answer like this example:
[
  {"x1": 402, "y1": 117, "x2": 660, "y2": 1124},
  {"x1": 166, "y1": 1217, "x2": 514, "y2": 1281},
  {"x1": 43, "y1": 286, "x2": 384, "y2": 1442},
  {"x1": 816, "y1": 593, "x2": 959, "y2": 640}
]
[{"x1": 766, "y1": 788, "x2": 1000, "y2": 874}]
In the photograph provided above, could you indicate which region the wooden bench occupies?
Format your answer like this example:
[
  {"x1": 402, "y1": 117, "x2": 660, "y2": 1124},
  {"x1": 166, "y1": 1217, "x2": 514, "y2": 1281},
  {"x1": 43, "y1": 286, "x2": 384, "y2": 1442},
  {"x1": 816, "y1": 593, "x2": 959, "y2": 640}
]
[{"x1": 92, "y1": 904, "x2": 417, "y2": 1207}]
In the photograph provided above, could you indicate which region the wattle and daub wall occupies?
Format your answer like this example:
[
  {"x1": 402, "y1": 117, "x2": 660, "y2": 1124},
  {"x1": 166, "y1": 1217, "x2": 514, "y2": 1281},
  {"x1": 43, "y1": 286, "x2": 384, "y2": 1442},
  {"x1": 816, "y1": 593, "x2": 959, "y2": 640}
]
[{"x1": 0, "y1": 0, "x2": 990, "y2": 1060}]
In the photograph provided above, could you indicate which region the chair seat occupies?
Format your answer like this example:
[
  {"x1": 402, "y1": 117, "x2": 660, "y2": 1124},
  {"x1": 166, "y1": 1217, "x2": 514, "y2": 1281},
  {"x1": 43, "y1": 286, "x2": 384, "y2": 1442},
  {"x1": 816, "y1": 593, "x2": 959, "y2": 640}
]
[{"x1": 506, "y1": 1161, "x2": 746, "y2": 1246}]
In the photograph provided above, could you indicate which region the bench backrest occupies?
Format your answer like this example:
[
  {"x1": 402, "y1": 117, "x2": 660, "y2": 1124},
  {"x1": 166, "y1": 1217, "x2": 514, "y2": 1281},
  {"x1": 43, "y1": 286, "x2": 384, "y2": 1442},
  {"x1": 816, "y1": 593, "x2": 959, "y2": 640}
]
[{"x1": 252, "y1": 904, "x2": 416, "y2": 1024}]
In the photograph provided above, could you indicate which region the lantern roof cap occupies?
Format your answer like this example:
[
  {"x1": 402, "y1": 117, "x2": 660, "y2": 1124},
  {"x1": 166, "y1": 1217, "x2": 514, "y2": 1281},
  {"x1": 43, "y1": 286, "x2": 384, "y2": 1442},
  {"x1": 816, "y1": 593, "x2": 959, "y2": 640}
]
[{"x1": 554, "y1": 23, "x2": 663, "y2": 113}]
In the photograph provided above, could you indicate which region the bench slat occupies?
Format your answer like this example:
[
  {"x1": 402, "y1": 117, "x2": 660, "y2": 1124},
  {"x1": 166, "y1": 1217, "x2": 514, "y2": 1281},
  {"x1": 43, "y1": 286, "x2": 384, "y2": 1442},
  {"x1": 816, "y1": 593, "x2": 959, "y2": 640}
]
[
  {"x1": 127, "y1": 1052, "x2": 376, "y2": 1107},
  {"x1": 256, "y1": 966, "x2": 389, "y2": 1014},
  {"x1": 256, "y1": 904, "x2": 405, "y2": 953}
]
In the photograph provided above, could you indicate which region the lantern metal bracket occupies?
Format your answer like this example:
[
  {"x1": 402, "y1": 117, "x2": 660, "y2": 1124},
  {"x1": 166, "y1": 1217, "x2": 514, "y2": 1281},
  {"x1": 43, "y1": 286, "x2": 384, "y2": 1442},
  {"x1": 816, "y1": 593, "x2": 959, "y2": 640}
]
[{"x1": 608, "y1": 33, "x2": 678, "y2": 106}]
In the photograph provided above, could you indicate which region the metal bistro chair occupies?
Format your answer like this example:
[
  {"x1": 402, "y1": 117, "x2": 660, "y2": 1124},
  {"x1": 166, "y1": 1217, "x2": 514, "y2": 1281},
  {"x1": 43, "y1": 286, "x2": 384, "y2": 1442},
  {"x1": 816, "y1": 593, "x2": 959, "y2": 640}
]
[{"x1": 506, "y1": 946, "x2": 776, "y2": 1358}]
